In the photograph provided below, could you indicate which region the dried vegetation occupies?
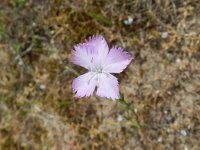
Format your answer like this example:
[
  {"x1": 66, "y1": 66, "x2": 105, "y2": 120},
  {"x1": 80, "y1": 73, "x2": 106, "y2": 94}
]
[{"x1": 0, "y1": 0, "x2": 200, "y2": 149}]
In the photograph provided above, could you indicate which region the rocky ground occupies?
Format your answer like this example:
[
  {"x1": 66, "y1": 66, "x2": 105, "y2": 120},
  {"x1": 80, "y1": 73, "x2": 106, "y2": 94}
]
[{"x1": 0, "y1": 0, "x2": 200, "y2": 149}]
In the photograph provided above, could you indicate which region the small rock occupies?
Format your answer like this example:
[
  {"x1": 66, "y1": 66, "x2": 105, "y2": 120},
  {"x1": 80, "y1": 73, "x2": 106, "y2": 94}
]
[
  {"x1": 117, "y1": 115, "x2": 123, "y2": 122},
  {"x1": 184, "y1": 146, "x2": 189, "y2": 150},
  {"x1": 134, "y1": 108, "x2": 138, "y2": 113},
  {"x1": 161, "y1": 32, "x2": 169, "y2": 39},
  {"x1": 164, "y1": 110, "x2": 168, "y2": 114},
  {"x1": 176, "y1": 58, "x2": 181, "y2": 63},
  {"x1": 39, "y1": 84, "x2": 46, "y2": 90},
  {"x1": 180, "y1": 129, "x2": 187, "y2": 136},
  {"x1": 123, "y1": 17, "x2": 133, "y2": 25},
  {"x1": 32, "y1": 22, "x2": 36, "y2": 27},
  {"x1": 167, "y1": 128, "x2": 174, "y2": 133},
  {"x1": 167, "y1": 91, "x2": 172, "y2": 95},
  {"x1": 157, "y1": 136, "x2": 162, "y2": 142},
  {"x1": 18, "y1": 59, "x2": 23, "y2": 66}
]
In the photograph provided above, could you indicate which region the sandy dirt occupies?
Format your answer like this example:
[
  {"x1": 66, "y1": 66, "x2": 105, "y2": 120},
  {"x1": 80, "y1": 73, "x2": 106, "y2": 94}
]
[{"x1": 0, "y1": 0, "x2": 200, "y2": 149}]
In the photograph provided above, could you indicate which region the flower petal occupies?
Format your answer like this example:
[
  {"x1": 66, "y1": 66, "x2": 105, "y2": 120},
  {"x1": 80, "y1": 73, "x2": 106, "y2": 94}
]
[
  {"x1": 72, "y1": 72, "x2": 97, "y2": 98},
  {"x1": 85, "y1": 35, "x2": 109, "y2": 65},
  {"x1": 71, "y1": 44, "x2": 98, "y2": 70},
  {"x1": 96, "y1": 73, "x2": 119, "y2": 100},
  {"x1": 102, "y1": 46, "x2": 133, "y2": 73}
]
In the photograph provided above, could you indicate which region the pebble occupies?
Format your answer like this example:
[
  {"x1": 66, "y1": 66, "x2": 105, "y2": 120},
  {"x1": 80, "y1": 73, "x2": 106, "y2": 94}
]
[
  {"x1": 164, "y1": 110, "x2": 168, "y2": 114},
  {"x1": 123, "y1": 17, "x2": 133, "y2": 25},
  {"x1": 167, "y1": 91, "x2": 172, "y2": 95},
  {"x1": 39, "y1": 84, "x2": 46, "y2": 90},
  {"x1": 18, "y1": 59, "x2": 23, "y2": 66},
  {"x1": 134, "y1": 108, "x2": 138, "y2": 113},
  {"x1": 180, "y1": 129, "x2": 187, "y2": 136},
  {"x1": 117, "y1": 115, "x2": 123, "y2": 122},
  {"x1": 32, "y1": 22, "x2": 36, "y2": 27},
  {"x1": 161, "y1": 32, "x2": 169, "y2": 39},
  {"x1": 167, "y1": 128, "x2": 174, "y2": 133},
  {"x1": 184, "y1": 146, "x2": 189, "y2": 150},
  {"x1": 176, "y1": 58, "x2": 181, "y2": 63},
  {"x1": 157, "y1": 136, "x2": 163, "y2": 142}
]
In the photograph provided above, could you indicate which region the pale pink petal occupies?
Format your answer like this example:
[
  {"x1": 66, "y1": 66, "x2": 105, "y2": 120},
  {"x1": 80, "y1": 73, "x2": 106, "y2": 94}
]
[
  {"x1": 96, "y1": 73, "x2": 119, "y2": 100},
  {"x1": 85, "y1": 35, "x2": 109, "y2": 66},
  {"x1": 102, "y1": 46, "x2": 133, "y2": 73},
  {"x1": 71, "y1": 44, "x2": 98, "y2": 70},
  {"x1": 72, "y1": 72, "x2": 97, "y2": 98}
]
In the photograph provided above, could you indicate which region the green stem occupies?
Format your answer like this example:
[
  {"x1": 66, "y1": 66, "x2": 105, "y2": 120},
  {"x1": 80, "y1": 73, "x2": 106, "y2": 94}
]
[{"x1": 118, "y1": 93, "x2": 141, "y2": 128}]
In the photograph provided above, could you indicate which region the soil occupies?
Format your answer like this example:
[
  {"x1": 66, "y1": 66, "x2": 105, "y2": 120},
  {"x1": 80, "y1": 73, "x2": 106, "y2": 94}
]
[{"x1": 0, "y1": 0, "x2": 200, "y2": 149}]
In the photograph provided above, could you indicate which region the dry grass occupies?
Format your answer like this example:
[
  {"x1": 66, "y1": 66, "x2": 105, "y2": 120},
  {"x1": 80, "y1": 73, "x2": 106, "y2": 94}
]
[{"x1": 0, "y1": 0, "x2": 200, "y2": 149}]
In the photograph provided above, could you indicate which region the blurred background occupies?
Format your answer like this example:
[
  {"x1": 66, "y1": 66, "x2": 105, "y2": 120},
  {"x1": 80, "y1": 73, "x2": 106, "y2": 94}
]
[{"x1": 0, "y1": 0, "x2": 200, "y2": 149}]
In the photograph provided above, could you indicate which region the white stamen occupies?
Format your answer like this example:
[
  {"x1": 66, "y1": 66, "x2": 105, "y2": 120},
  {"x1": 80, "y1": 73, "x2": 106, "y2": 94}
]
[
  {"x1": 90, "y1": 57, "x2": 94, "y2": 63},
  {"x1": 88, "y1": 67, "x2": 108, "y2": 87}
]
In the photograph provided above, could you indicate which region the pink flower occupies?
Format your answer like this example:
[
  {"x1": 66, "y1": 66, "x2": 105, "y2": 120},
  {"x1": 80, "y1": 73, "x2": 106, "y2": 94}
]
[{"x1": 71, "y1": 35, "x2": 133, "y2": 100}]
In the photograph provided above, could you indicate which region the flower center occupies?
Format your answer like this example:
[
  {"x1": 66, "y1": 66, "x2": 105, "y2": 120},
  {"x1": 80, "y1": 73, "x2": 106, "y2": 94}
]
[
  {"x1": 88, "y1": 69, "x2": 109, "y2": 87},
  {"x1": 90, "y1": 67, "x2": 103, "y2": 74}
]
